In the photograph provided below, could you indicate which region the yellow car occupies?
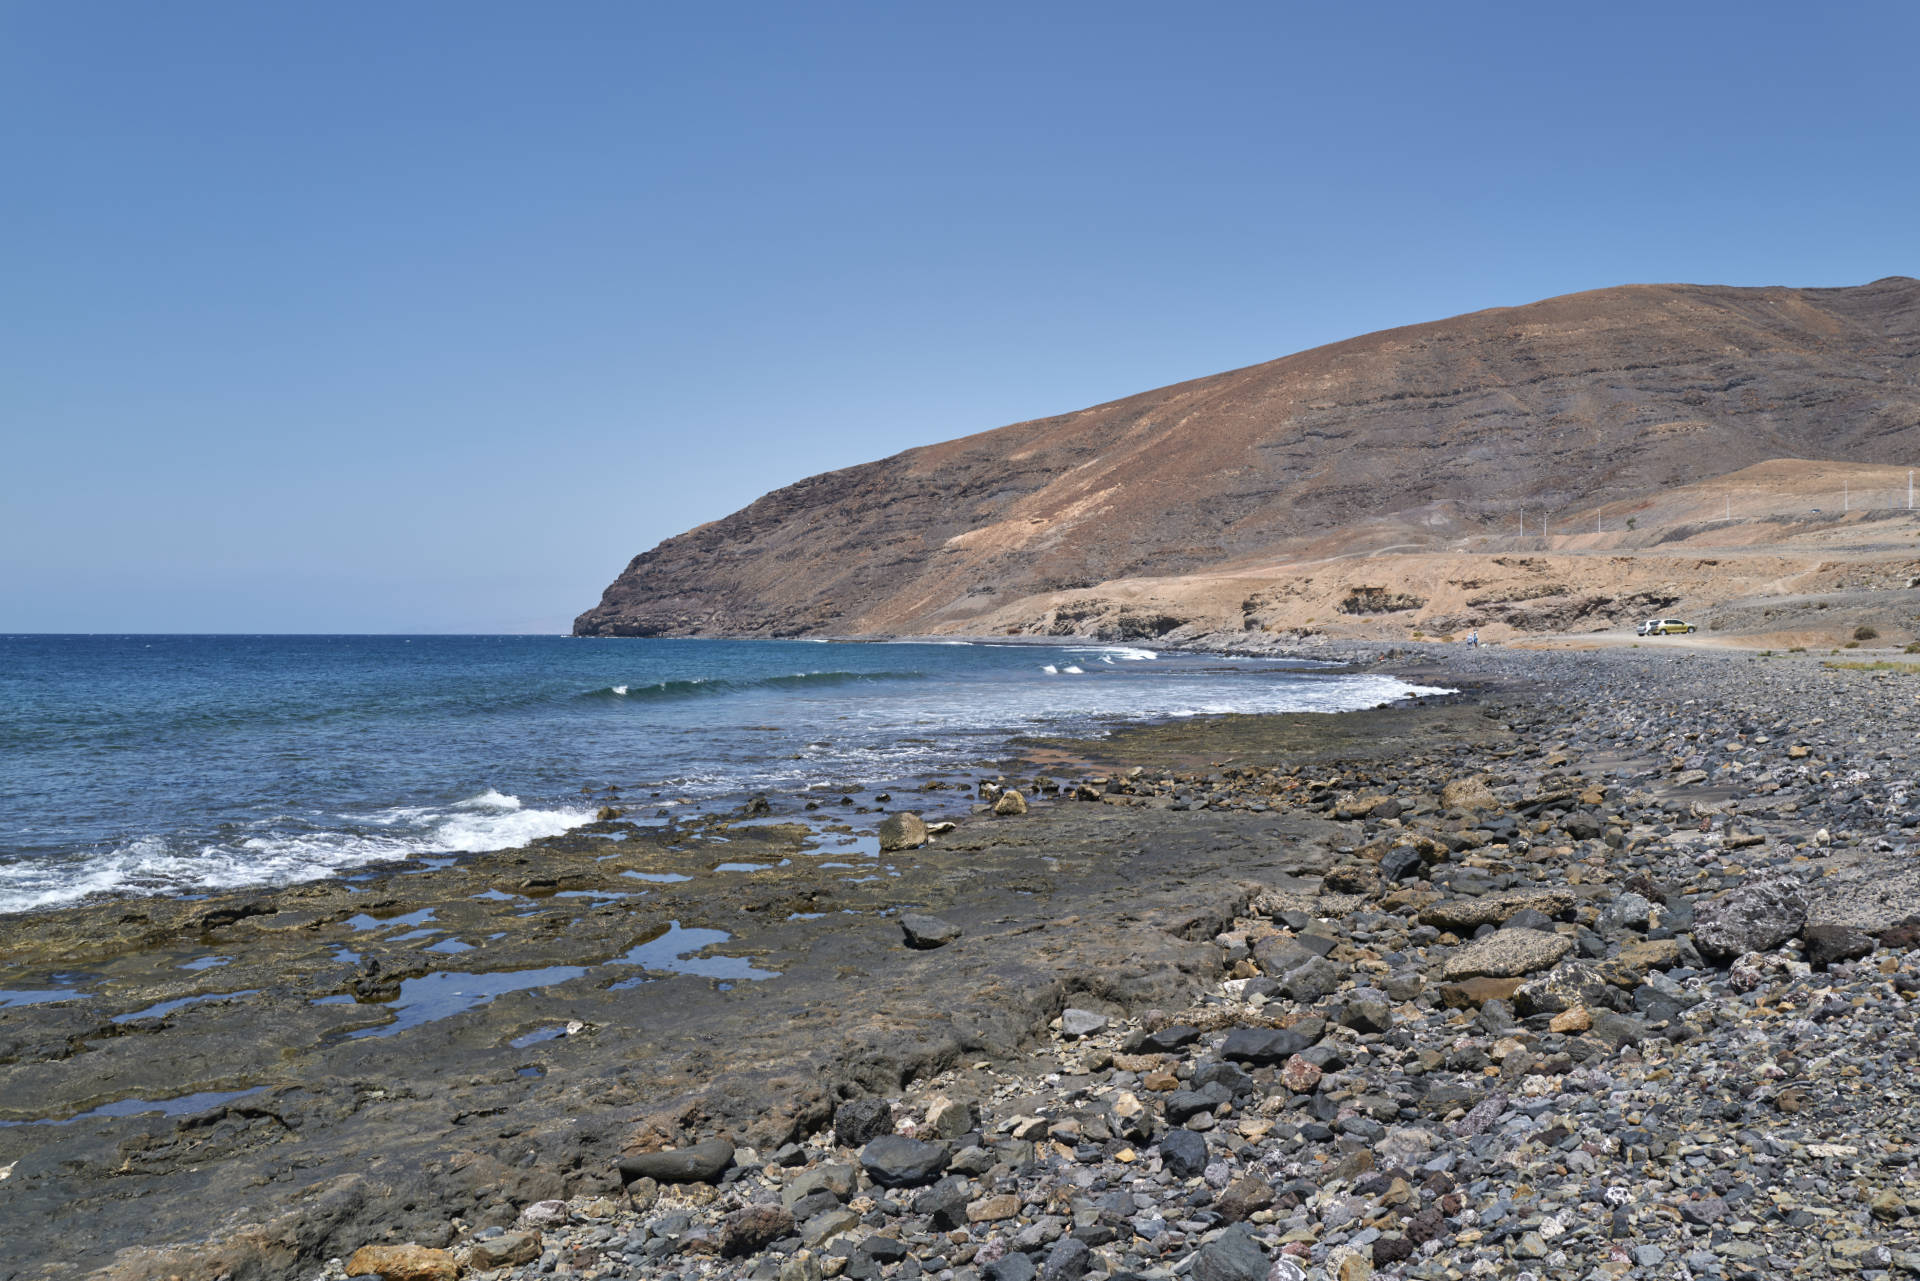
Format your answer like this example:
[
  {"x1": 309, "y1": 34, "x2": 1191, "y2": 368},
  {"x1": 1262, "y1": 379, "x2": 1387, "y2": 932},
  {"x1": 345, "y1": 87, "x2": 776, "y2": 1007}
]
[{"x1": 1636, "y1": 618, "x2": 1696, "y2": 636}]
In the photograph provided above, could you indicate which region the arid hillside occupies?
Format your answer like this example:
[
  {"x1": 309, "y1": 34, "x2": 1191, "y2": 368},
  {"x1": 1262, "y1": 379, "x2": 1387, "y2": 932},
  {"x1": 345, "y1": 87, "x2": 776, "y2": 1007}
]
[{"x1": 575, "y1": 278, "x2": 1920, "y2": 639}]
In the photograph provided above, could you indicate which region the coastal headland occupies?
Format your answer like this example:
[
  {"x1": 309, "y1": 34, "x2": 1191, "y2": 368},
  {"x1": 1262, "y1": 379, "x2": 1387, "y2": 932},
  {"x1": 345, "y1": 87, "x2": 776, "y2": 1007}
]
[
  {"x1": 5, "y1": 642, "x2": 1920, "y2": 1279},
  {"x1": 575, "y1": 277, "x2": 1920, "y2": 652}
]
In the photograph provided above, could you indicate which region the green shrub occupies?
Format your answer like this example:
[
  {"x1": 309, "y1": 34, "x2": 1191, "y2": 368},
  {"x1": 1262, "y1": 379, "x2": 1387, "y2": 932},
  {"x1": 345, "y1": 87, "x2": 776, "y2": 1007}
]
[{"x1": 1854, "y1": 625, "x2": 1880, "y2": 641}]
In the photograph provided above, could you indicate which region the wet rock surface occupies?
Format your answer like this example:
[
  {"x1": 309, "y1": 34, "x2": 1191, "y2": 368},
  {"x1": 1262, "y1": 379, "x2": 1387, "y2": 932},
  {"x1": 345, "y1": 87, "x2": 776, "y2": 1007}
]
[{"x1": 9, "y1": 643, "x2": 1920, "y2": 1280}]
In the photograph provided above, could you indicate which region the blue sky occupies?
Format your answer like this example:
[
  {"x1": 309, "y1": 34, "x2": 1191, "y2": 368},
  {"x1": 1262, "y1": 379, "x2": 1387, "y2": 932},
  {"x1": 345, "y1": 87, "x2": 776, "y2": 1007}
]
[{"x1": 4, "y1": 2, "x2": 1915, "y2": 632}]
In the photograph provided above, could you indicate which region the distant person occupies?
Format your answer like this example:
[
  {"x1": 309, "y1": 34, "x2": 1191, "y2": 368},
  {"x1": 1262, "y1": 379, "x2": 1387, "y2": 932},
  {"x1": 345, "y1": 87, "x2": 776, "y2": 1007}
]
[{"x1": 1467, "y1": 630, "x2": 1479, "y2": 648}]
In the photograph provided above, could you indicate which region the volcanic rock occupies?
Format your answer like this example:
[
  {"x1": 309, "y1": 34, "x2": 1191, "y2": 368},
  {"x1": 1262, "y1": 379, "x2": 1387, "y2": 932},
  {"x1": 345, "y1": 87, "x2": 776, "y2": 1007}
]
[
  {"x1": 574, "y1": 278, "x2": 1920, "y2": 639},
  {"x1": 1439, "y1": 928, "x2": 1573, "y2": 980},
  {"x1": 878, "y1": 812, "x2": 930, "y2": 851},
  {"x1": 859, "y1": 1134, "x2": 949, "y2": 1187},
  {"x1": 342, "y1": 1244, "x2": 458, "y2": 1281},
  {"x1": 1692, "y1": 875, "x2": 1808, "y2": 961},
  {"x1": 899, "y1": 913, "x2": 962, "y2": 949},
  {"x1": 616, "y1": 1138, "x2": 734, "y2": 1185}
]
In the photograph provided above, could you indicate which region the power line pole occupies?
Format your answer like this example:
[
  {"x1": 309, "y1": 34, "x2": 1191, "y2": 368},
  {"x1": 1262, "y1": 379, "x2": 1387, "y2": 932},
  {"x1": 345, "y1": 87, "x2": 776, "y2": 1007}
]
[{"x1": 1844, "y1": 479, "x2": 1849, "y2": 513}]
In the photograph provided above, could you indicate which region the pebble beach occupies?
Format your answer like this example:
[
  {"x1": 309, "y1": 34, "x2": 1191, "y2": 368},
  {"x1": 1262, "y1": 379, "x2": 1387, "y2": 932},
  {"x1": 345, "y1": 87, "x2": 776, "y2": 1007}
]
[{"x1": 8, "y1": 643, "x2": 1920, "y2": 1281}]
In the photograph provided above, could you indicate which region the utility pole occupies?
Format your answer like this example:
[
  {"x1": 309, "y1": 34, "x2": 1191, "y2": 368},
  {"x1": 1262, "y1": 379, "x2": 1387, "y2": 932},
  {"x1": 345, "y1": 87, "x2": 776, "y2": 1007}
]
[
  {"x1": 1725, "y1": 494, "x2": 1731, "y2": 522},
  {"x1": 1909, "y1": 469, "x2": 1913, "y2": 510},
  {"x1": 1844, "y1": 479, "x2": 1849, "y2": 513}
]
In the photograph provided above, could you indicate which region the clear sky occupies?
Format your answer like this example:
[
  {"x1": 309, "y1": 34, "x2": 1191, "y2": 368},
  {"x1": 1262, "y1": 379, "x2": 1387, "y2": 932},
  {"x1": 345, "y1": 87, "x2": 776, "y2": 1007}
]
[{"x1": 4, "y1": 2, "x2": 1915, "y2": 633}]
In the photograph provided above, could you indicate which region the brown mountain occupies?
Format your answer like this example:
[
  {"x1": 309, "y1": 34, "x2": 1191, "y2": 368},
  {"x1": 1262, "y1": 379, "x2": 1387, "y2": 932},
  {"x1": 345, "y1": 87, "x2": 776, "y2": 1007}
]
[{"x1": 574, "y1": 277, "x2": 1920, "y2": 638}]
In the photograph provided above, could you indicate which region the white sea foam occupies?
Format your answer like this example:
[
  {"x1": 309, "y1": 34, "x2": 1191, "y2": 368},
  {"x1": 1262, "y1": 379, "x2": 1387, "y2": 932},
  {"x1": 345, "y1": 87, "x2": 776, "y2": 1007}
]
[
  {"x1": 0, "y1": 791, "x2": 593, "y2": 914},
  {"x1": 454, "y1": 789, "x2": 523, "y2": 811},
  {"x1": 612, "y1": 685, "x2": 628, "y2": 695},
  {"x1": 1041, "y1": 664, "x2": 1059, "y2": 674},
  {"x1": 1066, "y1": 646, "x2": 1158, "y2": 661},
  {"x1": 1061, "y1": 665, "x2": 1085, "y2": 674}
]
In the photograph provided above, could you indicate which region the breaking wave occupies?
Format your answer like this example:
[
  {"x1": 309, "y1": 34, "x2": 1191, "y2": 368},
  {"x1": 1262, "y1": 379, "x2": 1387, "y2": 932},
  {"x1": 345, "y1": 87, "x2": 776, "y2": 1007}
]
[
  {"x1": 0, "y1": 791, "x2": 595, "y2": 914},
  {"x1": 585, "y1": 670, "x2": 928, "y2": 701}
]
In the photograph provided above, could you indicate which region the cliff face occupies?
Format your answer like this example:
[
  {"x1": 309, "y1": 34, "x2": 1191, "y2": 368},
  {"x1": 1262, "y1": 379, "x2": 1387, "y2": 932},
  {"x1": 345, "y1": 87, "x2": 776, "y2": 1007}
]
[{"x1": 574, "y1": 277, "x2": 1920, "y2": 637}]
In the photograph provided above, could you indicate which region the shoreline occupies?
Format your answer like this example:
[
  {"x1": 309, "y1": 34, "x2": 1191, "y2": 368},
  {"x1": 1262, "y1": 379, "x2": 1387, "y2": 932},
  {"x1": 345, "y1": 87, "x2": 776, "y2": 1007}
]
[
  {"x1": 0, "y1": 638, "x2": 1402, "y2": 921},
  {"x1": 3, "y1": 644, "x2": 1918, "y2": 1278}
]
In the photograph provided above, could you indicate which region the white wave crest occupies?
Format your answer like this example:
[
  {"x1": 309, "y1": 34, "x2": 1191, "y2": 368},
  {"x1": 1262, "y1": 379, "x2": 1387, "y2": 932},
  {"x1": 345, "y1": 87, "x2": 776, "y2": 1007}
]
[
  {"x1": 454, "y1": 789, "x2": 522, "y2": 811},
  {"x1": 1066, "y1": 646, "x2": 1157, "y2": 661},
  {"x1": 1061, "y1": 665, "x2": 1085, "y2": 674},
  {"x1": 0, "y1": 793, "x2": 593, "y2": 914},
  {"x1": 1041, "y1": 664, "x2": 1058, "y2": 674}
]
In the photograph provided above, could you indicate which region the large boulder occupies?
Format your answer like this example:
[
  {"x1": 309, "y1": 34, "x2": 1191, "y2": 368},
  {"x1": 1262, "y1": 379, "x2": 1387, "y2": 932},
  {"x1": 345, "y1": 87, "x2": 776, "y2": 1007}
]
[
  {"x1": 1192, "y1": 1224, "x2": 1271, "y2": 1281},
  {"x1": 1441, "y1": 777, "x2": 1499, "y2": 811},
  {"x1": 719, "y1": 1205, "x2": 796, "y2": 1256},
  {"x1": 878, "y1": 811, "x2": 931, "y2": 851},
  {"x1": 859, "y1": 1134, "x2": 949, "y2": 1187},
  {"x1": 833, "y1": 1098, "x2": 895, "y2": 1147},
  {"x1": 617, "y1": 1138, "x2": 735, "y2": 1185},
  {"x1": 343, "y1": 1245, "x2": 458, "y2": 1281},
  {"x1": 1280, "y1": 956, "x2": 1345, "y2": 1003},
  {"x1": 1692, "y1": 875, "x2": 1807, "y2": 961},
  {"x1": 467, "y1": 1231, "x2": 542, "y2": 1269},
  {"x1": 1803, "y1": 922, "x2": 1874, "y2": 967},
  {"x1": 1218, "y1": 1026, "x2": 1312, "y2": 1065},
  {"x1": 1513, "y1": 961, "x2": 1623, "y2": 1016},
  {"x1": 900, "y1": 913, "x2": 962, "y2": 949},
  {"x1": 1439, "y1": 928, "x2": 1572, "y2": 980}
]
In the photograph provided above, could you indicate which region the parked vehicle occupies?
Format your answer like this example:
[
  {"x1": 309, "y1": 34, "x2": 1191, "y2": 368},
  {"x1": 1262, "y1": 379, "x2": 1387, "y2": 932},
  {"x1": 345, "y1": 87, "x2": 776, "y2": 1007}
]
[{"x1": 1637, "y1": 618, "x2": 1696, "y2": 635}]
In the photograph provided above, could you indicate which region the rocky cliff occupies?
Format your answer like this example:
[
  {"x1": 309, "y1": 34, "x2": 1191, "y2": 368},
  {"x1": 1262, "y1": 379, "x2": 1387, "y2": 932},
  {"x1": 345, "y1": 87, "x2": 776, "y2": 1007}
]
[{"x1": 574, "y1": 277, "x2": 1920, "y2": 637}]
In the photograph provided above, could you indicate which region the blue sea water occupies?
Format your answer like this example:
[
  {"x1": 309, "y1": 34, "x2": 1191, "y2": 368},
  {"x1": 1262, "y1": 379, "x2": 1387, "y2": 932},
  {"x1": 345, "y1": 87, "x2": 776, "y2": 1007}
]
[{"x1": 0, "y1": 635, "x2": 1448, "y2": 913}]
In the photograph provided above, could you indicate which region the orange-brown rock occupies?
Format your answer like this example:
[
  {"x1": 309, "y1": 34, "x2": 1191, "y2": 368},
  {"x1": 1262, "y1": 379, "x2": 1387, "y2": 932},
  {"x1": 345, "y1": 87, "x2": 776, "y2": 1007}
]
[{"x1": 344, "y1": 1244, "x2": 459, "y2": 1281}]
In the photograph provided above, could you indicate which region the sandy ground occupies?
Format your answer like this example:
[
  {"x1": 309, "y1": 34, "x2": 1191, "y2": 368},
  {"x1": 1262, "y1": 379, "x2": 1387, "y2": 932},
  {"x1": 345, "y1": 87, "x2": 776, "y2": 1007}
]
[{"x1": 944, "y1": 461, "x2": 1920, "y2": 652}]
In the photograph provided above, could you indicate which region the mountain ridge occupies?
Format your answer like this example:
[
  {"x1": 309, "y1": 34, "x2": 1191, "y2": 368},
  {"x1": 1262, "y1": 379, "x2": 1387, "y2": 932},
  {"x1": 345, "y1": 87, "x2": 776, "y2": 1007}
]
[{"x1": 575, "y1": 276, "x2": 1920, "y2": 638}]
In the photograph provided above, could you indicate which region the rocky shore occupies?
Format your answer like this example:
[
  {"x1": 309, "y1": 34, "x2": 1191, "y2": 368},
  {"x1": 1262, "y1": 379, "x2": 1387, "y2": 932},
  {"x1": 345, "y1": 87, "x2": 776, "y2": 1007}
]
[{"x1": 5, "y1": 645, "x2": 1920, "y2": 1280}]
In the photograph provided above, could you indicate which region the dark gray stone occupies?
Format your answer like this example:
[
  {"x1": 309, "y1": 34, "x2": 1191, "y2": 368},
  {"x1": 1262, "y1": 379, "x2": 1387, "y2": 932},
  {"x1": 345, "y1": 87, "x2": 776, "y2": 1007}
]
[
  {"x1": 1041, "y1": 1235, "x2": 1092, "y2": 1281},
  {"x1": 1158, "y1": 1128, "x2": 1208, "y2": 1178},
  {"x1": 617, "y1": 1138, "x2": 735, "y2": 1185},
  {"x1": 912, "y1": 1175, "x2": 972, "y2": 1230},
  {"x1": 1589, "y1": 1011, "x2": 1648, "y2": 1049},
  {"x1": 1142, "y1": 1024, "x2": 1200, "y2": 1052},
  {"x1": 1251, "y1": 935, "x2": 1320, "y2": 978},
  {"x1": 1192, "y1": 1060, "x2": 1254, "y2": 1095},
  {"x1": 1379, "y1": 846, "x2": 1424, "y2": 882},
  {"x1": 1218, "y1": 1026, "x2": 1310, "y2": 1065},
  {"x1": 1341, "y1": 998, "x2": 1393, "y2": 1034},
  {"x1": 859, "y1": 1134, "x2": 949, "y2": 1188},
  {"x1": 1504, "y1": 907, "x2": 1555, "y2": 931},
  {"x1": 1059, "y1": 1008, "x2": 1108, "y2": 1038},
  {"x1": 1803, "y1": 922, "x2": 1874, "y2": 967},
  {"x1": 1280, "y1": 956, "x2": 1343, "y2": 1003},
  {"x1": 1192, "y1": 1224, "x2": 1269, "y2": 1281},
  {"x1": 1163, "y1": 1088, "x2": 1224, "y2": 1122},
  {"x1": 834, "y1": 1098, "x2": 895, "y2": 1147},
  {"x1": 984, "y1": 1253, "x2": 1038, "y2": 1281},
  {"x1": 900, "y1": 913, "x2": 962, "y2": 949},
  {"x1": 1692, "y1": 875, "x2": 1808, "y2": 961}
]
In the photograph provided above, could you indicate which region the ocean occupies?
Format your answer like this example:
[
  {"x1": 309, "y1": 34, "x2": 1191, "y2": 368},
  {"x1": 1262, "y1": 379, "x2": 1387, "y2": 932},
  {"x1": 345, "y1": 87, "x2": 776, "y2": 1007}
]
[{"x1": 0, "y1": 635, "x2": 1448, "y2": 914}]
